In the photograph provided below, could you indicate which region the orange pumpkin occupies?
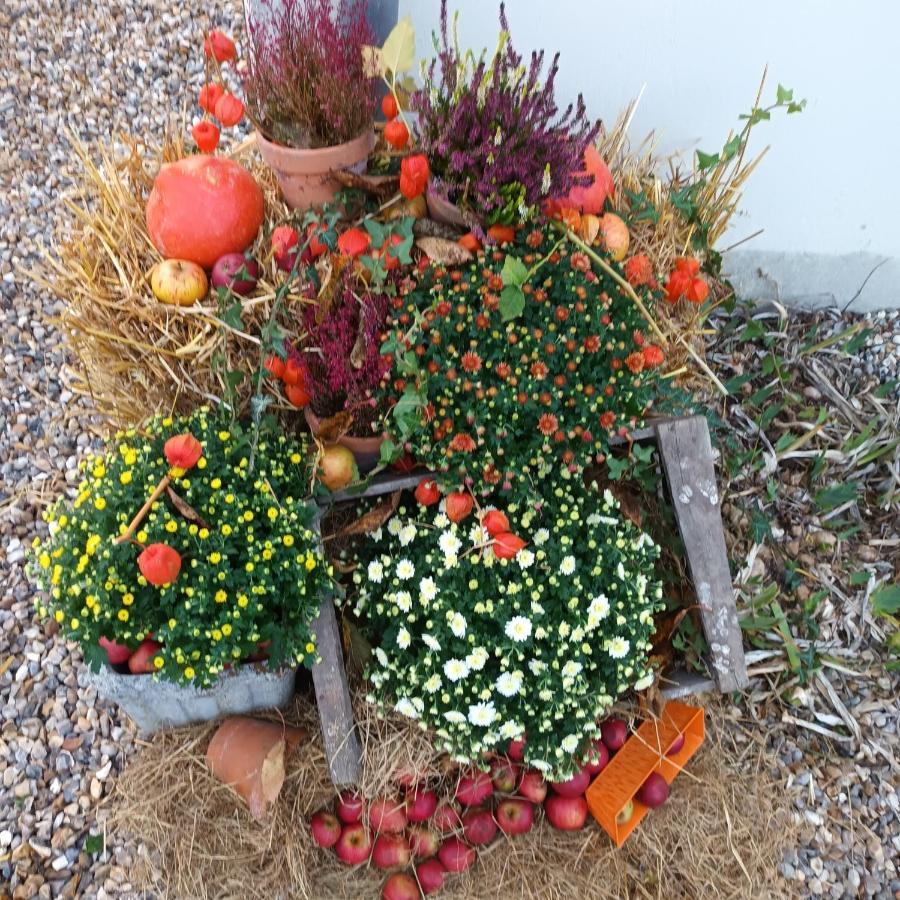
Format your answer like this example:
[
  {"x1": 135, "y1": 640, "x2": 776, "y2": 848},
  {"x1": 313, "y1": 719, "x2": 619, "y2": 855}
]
[{"x1": 146, "y1": 156, "x2": 264, "y2": 269}]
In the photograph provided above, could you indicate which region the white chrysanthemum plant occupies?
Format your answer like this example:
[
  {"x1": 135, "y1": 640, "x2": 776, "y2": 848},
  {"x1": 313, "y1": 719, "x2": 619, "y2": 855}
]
[{"x1": 348, "y1": 471, "x2": 663, "y2": 781}]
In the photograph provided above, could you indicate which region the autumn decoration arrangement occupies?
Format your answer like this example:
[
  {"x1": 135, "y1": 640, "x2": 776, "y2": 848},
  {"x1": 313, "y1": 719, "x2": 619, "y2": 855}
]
[{"x1": 31, "y1": 0, "x2": 806, "y2": 894}]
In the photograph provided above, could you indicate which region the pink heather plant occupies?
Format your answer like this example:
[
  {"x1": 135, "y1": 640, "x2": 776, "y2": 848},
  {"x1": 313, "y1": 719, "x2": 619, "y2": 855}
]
[
  {"x1": 414, "y1": 1, "x2": 599, "y2": 227},
  {"x1": 245, "y1": 0, "x2": 377, "y2": 148}
]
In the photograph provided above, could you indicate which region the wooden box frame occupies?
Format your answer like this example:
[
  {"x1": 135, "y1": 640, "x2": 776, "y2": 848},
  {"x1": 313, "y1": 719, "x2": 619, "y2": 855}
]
[{"x1": 310, "y1": 414, "x2": 747, "y2": 784}]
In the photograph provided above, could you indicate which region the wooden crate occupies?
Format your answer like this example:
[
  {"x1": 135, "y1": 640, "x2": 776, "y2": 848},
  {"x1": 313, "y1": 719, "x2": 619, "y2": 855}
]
[{"x1": 310, "y1": 414, "x2": 746, "y2": 784}]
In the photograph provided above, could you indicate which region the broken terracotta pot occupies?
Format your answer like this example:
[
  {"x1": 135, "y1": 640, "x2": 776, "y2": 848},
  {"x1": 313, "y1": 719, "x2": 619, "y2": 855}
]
[{"x1": 206, "y1": 716, "x2": 305, "y2": 820}]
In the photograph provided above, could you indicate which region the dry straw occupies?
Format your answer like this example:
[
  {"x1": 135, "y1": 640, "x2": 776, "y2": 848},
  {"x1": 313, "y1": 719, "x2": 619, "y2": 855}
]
[{"x1": 110, "y1": 693, "x2": 795, "y2": 900}]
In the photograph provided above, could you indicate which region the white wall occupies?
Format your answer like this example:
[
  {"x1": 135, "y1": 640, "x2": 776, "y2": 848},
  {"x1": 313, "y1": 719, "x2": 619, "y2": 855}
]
[{"x1": 399, "y1": 0, "x2": 900, "y2": 311}]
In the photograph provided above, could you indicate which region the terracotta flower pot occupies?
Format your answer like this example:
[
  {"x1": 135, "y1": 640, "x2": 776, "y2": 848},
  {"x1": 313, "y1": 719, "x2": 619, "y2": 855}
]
[
  {"x1": 304, "y1": 406, "x2": 385, "y2": 474},
  {"x1": 426, "y1": 183, "x2": 469, "y2": 228},
  {"x1": 256, "y1": 129, "x2": 376, "y2": 210}
]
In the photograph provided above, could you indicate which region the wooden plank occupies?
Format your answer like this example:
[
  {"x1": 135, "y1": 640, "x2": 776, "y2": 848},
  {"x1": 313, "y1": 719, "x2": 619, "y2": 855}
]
[
  {"x1": 309, "y1": 594, "x2": 363, "y2": 786},
  {"x1": 654, "y1": 416, "x2": 749, "y2": 692}
]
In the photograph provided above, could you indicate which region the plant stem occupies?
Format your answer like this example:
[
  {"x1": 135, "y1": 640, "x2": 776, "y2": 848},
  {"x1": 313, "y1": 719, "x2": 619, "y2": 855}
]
[{"x1": 113, "y1": 475, "x2": 172, "y2": 545}]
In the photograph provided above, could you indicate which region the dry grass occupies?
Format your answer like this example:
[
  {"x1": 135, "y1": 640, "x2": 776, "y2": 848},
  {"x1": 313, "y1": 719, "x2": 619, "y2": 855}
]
[
  {"x1": 110, "y1": 692, "x2": 795, "y2": 900},
  {"x1": 33, "y1": 132, "x2": 298, "y2": 426}
]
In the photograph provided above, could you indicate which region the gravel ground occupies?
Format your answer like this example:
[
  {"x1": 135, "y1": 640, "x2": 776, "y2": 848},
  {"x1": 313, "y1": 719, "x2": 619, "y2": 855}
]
[{"x1": 2, "y1": 2, "x2": 898, "y2": 898}]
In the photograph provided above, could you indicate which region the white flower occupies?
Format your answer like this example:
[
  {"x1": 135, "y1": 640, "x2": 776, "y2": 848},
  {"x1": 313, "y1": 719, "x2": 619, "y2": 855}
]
[
  {"x1": 370, "y1": 527, "x2": 383, "y2": 541},
  {"x1": 444, "y1": 658, "x2": 471, "y2": 681},
  {"x1": 617, "y1": 562, "x2": 625, "y2": 580},
  {"x1": 496, "y1": 670, "x2": 524, "y2": 697},
  {"x1": 433, "y1": 512, "x2": 450, "y2": 528},
  {"x1": 517, "y1": 549, "x2": 535, "y2": 569},
  {"x1": 468, "y1": 701, "x2": 496, "y2": 727},
  {"x1": 541, "y1": 164, "x2": 552, "y2": 195},
  {"x1": 424, "y1": 674, "x2": 442, "y2": 694},
  {"x1": 375, "y1": 648, "x2": 389, "y2": 667},
  {"x1": 608, "y1": 637, "x2": 630, "y2": 659},
  {"x1": 528, "y1": 659, "x2": 547, "y2": 675},
  {"x1": 439, "y1": 531, "x2": 462, "y2": 558},
  {"x1": 560, "y1": 555, "x2": 576, "y2": 576},
  {"x1": 499, "y1": 720, "x2": 524, "y2": 740},
  {"x1": 562, "y1": 660, "x2": 583, "y2": 679},
  {"x1": 444, "y1": 710, "x2": 466, "y2": 724},
  {"x1": 367, "y1": 561, "x2": 384, "y2": 583},
  {"x1": 419, "y1": 577, "x2": 438, "y2": 602},
  {"x1": 533, "y1": 528, "x2": 550, "y2": 546},
  {"x1": 395, "y1": 698, "x2": 418, "y2": 718},
  {"x1": 387, "y1": 518, "x2": 402, "y2": 536},
  {"x1": 469, "y1": 522, "x2": 489, "y2": 545},
  {"x1": 505, "y1": 616, "x2": 532, "y2": 642},
  {"x1": 449, "y1": 612, "x2": 467, "y2": 638},
  {"x1": 423, "y1": 634, "x2": 441, "y2": 652},
  {"x1": 531, "y1": 759, "x2": 552, "y2": 774},
  {"x1": 396, "y1": 559, "x2": 415, "y2": 580},
  {"x1": 467, "y1": 647, "x2": 488, "y2": 671},
  {"x1": 399, "y1": 524, "x2": 417, "y2": 546},
  {"x1": 396, "y1": 627, "x2": 411, "y2": 650},
  {"x1": 394, "y1": 590, "x2": 412, "y2": 613},
  {"x1": 561, "y1": 734, "x2": 579, "y2": 754},
  {"x1": 588, "y1": 594, "x2": 610, "y2": 622}
]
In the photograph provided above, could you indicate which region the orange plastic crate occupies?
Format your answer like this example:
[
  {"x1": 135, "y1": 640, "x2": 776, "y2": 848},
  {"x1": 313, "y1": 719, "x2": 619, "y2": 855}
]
[{"x1": 585, "y1": 701, "x2": 705, "y2": 846}]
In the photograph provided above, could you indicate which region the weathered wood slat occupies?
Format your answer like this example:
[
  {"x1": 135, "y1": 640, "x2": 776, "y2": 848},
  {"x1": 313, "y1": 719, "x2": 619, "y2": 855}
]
[{"x1": 654, "y1": 416, "x2": 749, "y2": 692}]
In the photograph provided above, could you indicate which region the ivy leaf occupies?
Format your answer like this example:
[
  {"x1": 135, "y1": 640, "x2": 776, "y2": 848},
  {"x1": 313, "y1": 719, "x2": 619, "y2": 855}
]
[
  {"x1": 379, "y1": 438, "x2": 402, "y2": 465},
  {"x1": 363, "y1": 218, "x2": 387, "y2": 248},
  {"x1": 814, "y1": 482, "x2": 859, "y2": 511},
  {"x1": 696, "y1": 150, "x2": 719, "y2": 170},
  {"x1": 82, "y1": 642, "x2": 107, "y2": 673},
  {"x1": 776, "y1": 84, "x2": 794, "y2": 104},
  {"x1": 379, "y1": 16, "x2": 416, "y2": 75},
  {"x1": 501, "y1": 255, "x2": 529, "y2": 288},
  {"x1": 872, "y1": 584, "x2": 900, "y2": 617},
  {"x1": 787, "y1": 100, "x2": 807, "y2": 114},
  {"x1": 221, "y1": 301, "x2": 244, "y2": 331},
  {"x1": 84, "y1": 834, "x2": 105, "y2": 856},
  {"x1": 499, "y1": 285, "x2": 525, "y2": 321},
  {"x1": 722, "y1": 135, "x2": 742, "y2": 161},
  {"x1": 393, "y1": 387, "x2": 423, "y2": 439}
]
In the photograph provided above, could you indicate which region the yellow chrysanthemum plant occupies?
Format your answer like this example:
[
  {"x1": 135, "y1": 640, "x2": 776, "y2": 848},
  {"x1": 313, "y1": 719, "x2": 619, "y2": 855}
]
[{"x1": 29, "y1": 409, "x2": 333, "y2": 687}]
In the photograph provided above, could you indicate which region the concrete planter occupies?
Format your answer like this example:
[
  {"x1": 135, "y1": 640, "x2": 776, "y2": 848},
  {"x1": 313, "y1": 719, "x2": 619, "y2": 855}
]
[{"x1": 88, "y1": 663, "x2": 297, "y2": 734}]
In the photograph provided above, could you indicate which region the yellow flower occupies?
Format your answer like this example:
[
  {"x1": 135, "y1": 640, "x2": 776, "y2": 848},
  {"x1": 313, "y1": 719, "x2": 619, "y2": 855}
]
[
  {"x1": 85, "y1": 534, "x2": 101, "y2": 555},
  {"x1": 218, "y1": 431, "x2": 230, "y2": 441},
  {"x1": 237, "y1": 594, "x2": 248, "y2": 608},
  {"x1": 212, "y1": 629, "x2": 222, "y2": 641},
  {"x1": 197, "y1": 457, "x2": 207, "y2": 469},
  {"x1": 304, "y1": 554, "x2": 316, "y2": 572},
  {"x1": 85, "y1": 595, "x2": 97, "y2": 609},
  {"x1": 168, "y1": 618, "x2": 176, "y2": 629},
  {"x1": 184, "y1": 666, "x2": 195, "y2": 679},
  {"x1": 92, "y1": 464, "x2": 105, "y2": 479},
  {"x1": 50, "y1": 565, "x2": 62, "y2": 586},
  {"x1": 267, "y1": 507, "x2": 278, "y2": 521},
  {"x1": 54, "y1": 610, "x2": 64, "y2": 623},
  {"x1": 119, "y1": 471, "x2": 132, "y2": 485},
  {"x1": 224, "y1": 494, "x2": 234, "y2": 504},
  {"x1": 290, "y1": 453, "x2": 301, "y2": 465},
  {"x1": 136, "y1": 530, "x2": 148, "y2": 544},
  {"x1": 282, "y1": 535, "x2": 295, "y2": 548},
  {"x1": 222, "y1": 624, "x2": 232, "y2": 636},
  {"x1": 153, "y1": 656, "x2": 164, "y2": 670},
  {"x1": 38, "y1": 552, "x2": 51, "y2": 569},
  {"x1": 215, "y1": 590, "x2": 227, "y2": 604},
  {"x1": 221, "y1": 525, "x2": 232, "y2": 536},
  {"x1": 209, "y1": 552, "x2": 222, "y2": 564},
  {"x1": 199, "y1": 528, "x2": 209, "y2": 540},
  {"x1": 70, "y1": 618, "x2": 79, "y2": 630},
  {"x1": 210, "y1": 478, "x2": 222, "y2": 490},
  {"x1": 305, "y1": 642, "x2": 315, "y2": 654},
  {"x1": 123, "y1": 448, "x2": 137, "y2": 466},
  {"x1": 117, "y1": 609, "x2": 129, "y2": 622},
  {"x1": 262, "y1": 548, "x2": 273, "y2": 561},
  {"x1": 243, "y1": 510, "x2": 253, "y2": 522},
  {"x1": 122, "y1": 593, "x2": 134, "y2": 606},
  {"x1": 165, "y1": 520, "x2": 178, "y2": 533},
  {"x1": 94, "y1": 497, "x2": 106, "y2": 510},
  {"x1": 245, "y1": 562, "x2": 254, "y2": 572},
  {"x1": 162, "y1": 417, "x2": 173, "y2": 426}
]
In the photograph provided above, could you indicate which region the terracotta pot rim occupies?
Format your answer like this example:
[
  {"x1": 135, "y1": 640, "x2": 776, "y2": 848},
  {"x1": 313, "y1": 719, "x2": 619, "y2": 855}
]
[
  {"x1": 304, "y1": 406, "x2": 386, "y2": 452},
  {"x1": 255, "y1": 128, "x2": 375, "y2": 172}
]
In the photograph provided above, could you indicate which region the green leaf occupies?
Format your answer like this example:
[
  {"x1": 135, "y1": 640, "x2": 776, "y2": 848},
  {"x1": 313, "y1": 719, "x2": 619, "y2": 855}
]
[
  {"x1": 499, "y1": 285, "x2": 525, "y2": 321},
  {"x1": 501, "y1": 255, "x2": 529, "y2": 288},
  {"x1": 606, "y1": 455, "x2": 630, "y2": 481},
  {"x1": 84, "y1": 834, "x2": 105, "y2": 856},
  {"x1": 363, "y1": 218, "x2": 387, "y2": 248},
  {"x1": 776, "y1": 84, "x2": 794, "y2": 104},
  {"x1": 221, "y1": 302, "x2": 244, "y2": 331},
  {"x1": 379, "y1": 438, "x2": 401, "y2": 465},
  {"x1": 380, "y1": 16, "x2": 416, "y2": 74},
  {"x1": 722, "y1": 135, "x2": 742, "y2": 161},
  {"x1": 814, "y1": 482, "x2": 859, "y2": 511},
  {"x1": 696, "y1": 150, "x2": 719, "y2": 170},
  {"x1": 787, "y1": 100, "x2": 807, "y2": 114},
  {"x1": 875, "y1": 379, "x2": 898, "y2": 399},
  {"x1": 843, "y1": 327, "x2": 872, "y2": 355},
  {"x1": 872, "y1": 583, "x2": 900, "y2": 617},
  {"x1": 750, "y1": 508, "x2": 772, "y2": 543}
]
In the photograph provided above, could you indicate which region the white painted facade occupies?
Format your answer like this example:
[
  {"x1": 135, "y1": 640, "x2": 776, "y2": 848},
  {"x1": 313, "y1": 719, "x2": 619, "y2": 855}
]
[{"x1": 398, "y1": 0, "x2": 900, "y2": 311}]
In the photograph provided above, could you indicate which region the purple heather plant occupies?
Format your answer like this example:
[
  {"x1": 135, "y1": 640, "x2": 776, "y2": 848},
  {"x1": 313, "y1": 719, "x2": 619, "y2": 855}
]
[
  {"x1": 413, "y1": 1, "x2": 599, "y2": 227},
  {"x1": 290, "y1": 270, "x2": 391, "y2": 437},
  {"x1": 245, "y1": 0, "x2": 377, "y2": 148}
]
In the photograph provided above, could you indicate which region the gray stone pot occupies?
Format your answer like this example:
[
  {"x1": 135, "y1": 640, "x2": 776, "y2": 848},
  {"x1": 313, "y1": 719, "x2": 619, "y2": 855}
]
[{"x1": 88, "y1": 663, "x2": 296, "y2": 734}]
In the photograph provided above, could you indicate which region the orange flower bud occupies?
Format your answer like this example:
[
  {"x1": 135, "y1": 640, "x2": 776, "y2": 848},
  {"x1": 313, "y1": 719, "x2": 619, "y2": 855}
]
[
  {"x1": 138, "y1": 543, "x2": 182, "y2": 586},
  {"x1": 214, "y1": 92, "x2": 244, "y2": 128},
  {"x1": 204, "y1": 30, "x2": 237, "y2": 63},
  {"x1": 164, "y1": 433, "x2": 203, "y2": 470},
  {"x1": 492, "y1": 532, "x2": 526, "y2": 560}
]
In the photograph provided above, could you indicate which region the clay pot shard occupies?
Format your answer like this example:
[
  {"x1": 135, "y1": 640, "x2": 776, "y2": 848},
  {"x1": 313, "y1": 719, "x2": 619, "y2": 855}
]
[{"x1": 206, "y1": 716, "x2": 305, "y2": 820}]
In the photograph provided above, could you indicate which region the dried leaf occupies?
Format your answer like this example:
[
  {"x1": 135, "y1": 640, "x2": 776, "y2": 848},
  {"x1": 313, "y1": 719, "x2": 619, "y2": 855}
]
[
  {"x1": 166, "y1": 487, "x2": 209, "y2": 528},
  {"x1": 316, "y1": 412, "x2": 354, "y2": 444},
  {"x1": 384, "y1": 195, "x2": 427, "y2": 221},
  {"x1": 415, "y1": 237, "x2": 473, "y2": 266},
  {"x1": 334, "y1": 492, "x2": 401, "y2": 540},
  {"x1": 332, "y1": 169, "x2": 399, "y2": 200},
  {"x1": 350, "y1": 312, "x2": 367, "y2": 369},
  {"x1": 651, "y1": 607, "x2": 691, "y2": 653},
  {"x1": 413, "y1": 218, "x2": 465, "y2": 241},
  {"x1": 342, "y1": 618, "x2": 373, "y2": 679}
]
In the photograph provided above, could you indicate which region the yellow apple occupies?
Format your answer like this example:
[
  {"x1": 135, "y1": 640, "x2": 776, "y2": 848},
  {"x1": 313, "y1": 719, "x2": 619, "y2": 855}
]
[
  {"x1": 150, "y1": 259, "x2": 208, "y2": 307},
  {"x1": 599, "y1": 213, "x2": 630, "y2": 262}
]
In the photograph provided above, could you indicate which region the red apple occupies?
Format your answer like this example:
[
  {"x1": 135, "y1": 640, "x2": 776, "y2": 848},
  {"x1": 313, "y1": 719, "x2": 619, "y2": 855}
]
[
  {"x1": 496, "y1": 799, "x2": 534, "y2": 836},
  {"x1": 128, "y1": 638, "x2": 162, "y2": 674},
  {"x1": 637, "y1": 772, "x2": 670, "y2": 809},
  {"x1": 416, "y1": 857, "x2": 447, "y2": 895},
  {"x1": 99, "y1": 636, "x2": 131, "y2": 666},
  {"x1": 462, "y1": 808, "x2": 497, "y2": 845},
  {"x1": 433, "y1": 803, "x2": 462, "y2": 834},
  {"x1": 490, "y1": 759, "x2": 519, "y2": 793},
  {"x1": 581, "y1": 740, "x2": 610, "y2": 776},
  {"x1": 335, "y1": 822, "x2": 372, "y2": 866},
  {"x1": 549, "y1": 766, "x2": 591, "y2": 798},
  {"x1": 517, "y1": 770, "x2": 547, "y2": 804},
  {"x1": 210, "y1": 252, "x2": 260, "y2": 296},
  {"x1": 544, "y1": 794, "x2": 588, "y2": 831},
  {"x1": 369, "y1": 797, "x2": 408, "y2": 833},
  {"x1": 408, "y1": 825, "x2": 440, "y2": 858},
  {"x1": 616, "y1": 799, "x2": 634, "y2": 825},
  {"x1": 438, "y1": 837, "x2": 476, "y2": 873},
  {"x1": 455, "y1": 772, "x2": 493, "y2": 807},
  {"x1": 507, "y1": 737, "x2": 526, "y2": 762},
  {"x1": 601, "y1": 718, "x2": 628, "y2": 752},
  {"x1": 394, "y1": 771, "x2": 418, "y2": 790},
  {"x1": 406, "y1": 787, "x2": 438, "y2": 823},
  {"x1": 666, "y1": 733, "x2": 686, "y2": 756},
  {"x1": 382, "y1": 872, "x2": 419, "y2": 900},
  {"x1": 337, "y1": 790, "x2": 364, "y2": 824},
  {"x1": 310, "y1": 810, "x2": 341, "y2": 849},
  {"x1": 372, "y1": 833, "x2": 411, "y2": 870}
]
